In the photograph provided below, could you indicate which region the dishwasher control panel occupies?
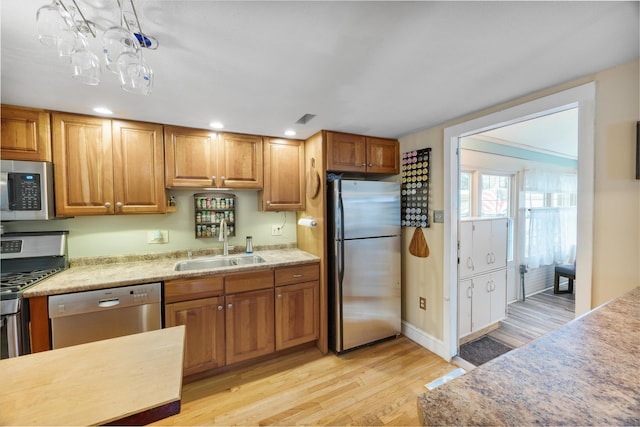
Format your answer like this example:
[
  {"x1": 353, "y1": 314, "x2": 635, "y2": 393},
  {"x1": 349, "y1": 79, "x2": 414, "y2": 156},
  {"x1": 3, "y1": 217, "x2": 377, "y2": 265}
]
[{"x1": 48, "y1": 282, "x2": 162, "y2": 318}]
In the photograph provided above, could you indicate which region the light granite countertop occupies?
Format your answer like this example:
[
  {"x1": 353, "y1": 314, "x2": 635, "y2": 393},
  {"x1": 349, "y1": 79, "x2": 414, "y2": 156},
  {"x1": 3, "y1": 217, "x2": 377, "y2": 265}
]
[
  {"x1": 24, "y1": 248, "x2": 319, "y2": 298},
  {"x1": 418, "y1": 286, "x2": 640, "y2": 426}
]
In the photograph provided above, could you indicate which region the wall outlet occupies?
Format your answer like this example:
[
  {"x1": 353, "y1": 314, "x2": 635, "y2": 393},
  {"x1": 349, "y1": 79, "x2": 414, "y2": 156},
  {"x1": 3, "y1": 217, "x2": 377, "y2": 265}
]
[
  {"x1": 434, "y1": 210, "x2": 445, "y2": 223},
  {"x1": 271, "y1": 225, "x2": 283, "y2": 236},
  {"x1": 147, "y1": 230, "x2": 169, "y2": 244},
  {"x1": 419, "y1": 297, "x2": 427, "y2": 310}
]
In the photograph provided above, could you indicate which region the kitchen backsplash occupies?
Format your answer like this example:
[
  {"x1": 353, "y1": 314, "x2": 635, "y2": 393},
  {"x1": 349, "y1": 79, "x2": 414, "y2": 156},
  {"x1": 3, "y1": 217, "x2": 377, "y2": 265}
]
[{"x1": 2, "y1": 191, "x2": 297, "y2": 259}]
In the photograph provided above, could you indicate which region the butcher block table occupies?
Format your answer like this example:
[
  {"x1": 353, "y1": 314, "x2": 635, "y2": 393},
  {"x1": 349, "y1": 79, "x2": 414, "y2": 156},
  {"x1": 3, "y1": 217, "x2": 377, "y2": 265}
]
[
  {"x1": 0, "y1": 326, "x2": 185, "y2": 426},
  {"x1": 418, "y1": 287, "x2": 640, "y2": 426}
]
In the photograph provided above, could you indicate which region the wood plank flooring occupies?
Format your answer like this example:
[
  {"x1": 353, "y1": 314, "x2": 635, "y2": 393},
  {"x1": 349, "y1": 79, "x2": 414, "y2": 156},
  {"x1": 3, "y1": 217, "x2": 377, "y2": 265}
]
[
  {"x1": 488, "y1": 288, "x2": 575, "y2": 348},
  {"x1": 151, "y1": 337, "x2": 455, "y2": 426}
]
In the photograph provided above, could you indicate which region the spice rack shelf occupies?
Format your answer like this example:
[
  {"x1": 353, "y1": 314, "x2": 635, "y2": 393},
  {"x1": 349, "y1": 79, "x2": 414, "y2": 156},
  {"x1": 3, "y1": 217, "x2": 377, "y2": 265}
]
[{"x1": 194, "y1": 192, "x2": 236, "y2": 239}]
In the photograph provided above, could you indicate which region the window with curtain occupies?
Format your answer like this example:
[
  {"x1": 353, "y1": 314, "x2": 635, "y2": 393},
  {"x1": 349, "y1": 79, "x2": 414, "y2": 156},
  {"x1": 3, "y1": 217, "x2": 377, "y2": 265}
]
[{"x1": 521, "y1": 169, "x2": 577, "y2": 269}]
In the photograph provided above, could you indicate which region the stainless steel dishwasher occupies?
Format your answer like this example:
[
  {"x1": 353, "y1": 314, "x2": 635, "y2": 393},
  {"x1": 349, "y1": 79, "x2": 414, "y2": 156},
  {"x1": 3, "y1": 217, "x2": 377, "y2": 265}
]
[{"x1": 48, "y1": 283, "x2": 162, "y2": 349}]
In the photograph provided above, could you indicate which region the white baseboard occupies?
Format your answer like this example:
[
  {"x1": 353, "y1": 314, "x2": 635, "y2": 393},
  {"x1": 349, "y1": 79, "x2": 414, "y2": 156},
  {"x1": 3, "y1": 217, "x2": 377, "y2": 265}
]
[{"x1": 402, "y1": 321, "x2": 451, "y2": 362}]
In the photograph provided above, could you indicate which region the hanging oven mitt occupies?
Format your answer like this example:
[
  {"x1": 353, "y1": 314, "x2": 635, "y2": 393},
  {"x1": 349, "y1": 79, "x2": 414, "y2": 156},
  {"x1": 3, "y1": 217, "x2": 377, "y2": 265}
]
[{"x1": 409, "y1": 227, "x2": 430, "y2": 258}]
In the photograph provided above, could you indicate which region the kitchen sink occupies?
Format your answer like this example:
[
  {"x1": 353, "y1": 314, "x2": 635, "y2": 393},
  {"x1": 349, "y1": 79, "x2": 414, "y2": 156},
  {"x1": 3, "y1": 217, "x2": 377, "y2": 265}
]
[{"x1": 174, "y1": 255, "x2": 266, "y2": 271}]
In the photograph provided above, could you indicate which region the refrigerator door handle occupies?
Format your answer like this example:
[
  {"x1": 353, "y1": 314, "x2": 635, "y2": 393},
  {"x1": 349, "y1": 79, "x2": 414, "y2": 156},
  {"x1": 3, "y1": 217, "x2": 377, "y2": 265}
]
[{"x1": 337, "y1": 191, "x2": 345, "y2": 285}]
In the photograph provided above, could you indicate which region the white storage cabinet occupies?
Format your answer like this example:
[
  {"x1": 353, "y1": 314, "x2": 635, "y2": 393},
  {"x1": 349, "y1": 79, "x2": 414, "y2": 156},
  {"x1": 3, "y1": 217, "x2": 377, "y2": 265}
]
[{"x1": 458, "y1": 218, "x2": 508, "y2": 338}]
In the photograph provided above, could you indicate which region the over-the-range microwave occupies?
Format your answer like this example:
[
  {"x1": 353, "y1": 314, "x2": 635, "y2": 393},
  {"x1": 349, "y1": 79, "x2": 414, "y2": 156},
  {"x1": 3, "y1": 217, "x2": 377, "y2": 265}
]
[{"x1": 0, "y1": 160, "x2": 55, "y2": 221}]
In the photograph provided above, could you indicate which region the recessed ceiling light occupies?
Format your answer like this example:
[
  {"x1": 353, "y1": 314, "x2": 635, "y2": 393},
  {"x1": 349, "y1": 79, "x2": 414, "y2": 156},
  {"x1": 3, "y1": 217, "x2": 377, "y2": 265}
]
[
  {"x1": 93, "y1": 107, "x2": 113, "y2": 115},
  {"x1": 284, "y1": 129, "x2": 296, "y2": 137},
  {"x1": 209, "y1": 121, "x2": 224, "y2": 129}
]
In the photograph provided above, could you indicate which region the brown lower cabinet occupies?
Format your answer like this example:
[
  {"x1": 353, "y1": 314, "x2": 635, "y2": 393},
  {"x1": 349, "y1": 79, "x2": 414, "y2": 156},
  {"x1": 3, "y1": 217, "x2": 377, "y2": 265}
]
[
  {"x1": 164, "y1": 262, "x2": 319, "y2": 377},
  {"x1": 225, "y1": 289, "x2": 275, "y2": 365},
  {"x1": 165, "y1": 296, "x2": 226, "y2": 376}
]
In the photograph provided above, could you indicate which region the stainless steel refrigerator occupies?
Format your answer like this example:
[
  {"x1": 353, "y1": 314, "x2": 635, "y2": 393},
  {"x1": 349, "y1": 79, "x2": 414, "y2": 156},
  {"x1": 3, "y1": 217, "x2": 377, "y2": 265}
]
[{"x1": 327, "y1": 178, "x2": 401, "y2": 354}]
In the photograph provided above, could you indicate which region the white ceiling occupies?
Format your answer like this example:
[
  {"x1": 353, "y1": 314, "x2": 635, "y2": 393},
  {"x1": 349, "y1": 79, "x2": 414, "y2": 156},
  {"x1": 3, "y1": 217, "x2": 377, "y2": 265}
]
[
  {"x1": 1, "y1": 1, "x2": 638, "y2": 140},
  {"x1": 473, "y1": 108, "x2": 579, "y2": 158}
]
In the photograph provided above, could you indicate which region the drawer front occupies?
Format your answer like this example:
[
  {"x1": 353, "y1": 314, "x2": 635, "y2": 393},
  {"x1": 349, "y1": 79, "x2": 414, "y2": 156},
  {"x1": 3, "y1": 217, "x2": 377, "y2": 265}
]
[
  {"x1": 225, "y1": 269, "x2": 274, "y2": 294},
  {"x1": 275, "y1": 263, "x2": 320, "y2": 286},
  {"x1": 165, "y1": 276, "x2": 224, "y2": 303}
]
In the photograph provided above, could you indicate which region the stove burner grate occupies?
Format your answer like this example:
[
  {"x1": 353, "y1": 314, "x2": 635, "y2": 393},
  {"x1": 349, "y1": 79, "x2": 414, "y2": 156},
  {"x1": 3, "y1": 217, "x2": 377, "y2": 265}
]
[{"x1": 1, "y1": 269, "x2": 63, "y2": 292}]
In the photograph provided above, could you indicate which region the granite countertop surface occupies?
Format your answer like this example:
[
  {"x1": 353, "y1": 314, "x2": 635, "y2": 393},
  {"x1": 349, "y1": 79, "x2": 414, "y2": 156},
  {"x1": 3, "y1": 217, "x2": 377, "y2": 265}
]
[
  {"x1": 417, "y1": 286, "x2": 640, "y2": 426},
  {"x1": 24, "y1": 248, "x2": 319, "y2": 298}
]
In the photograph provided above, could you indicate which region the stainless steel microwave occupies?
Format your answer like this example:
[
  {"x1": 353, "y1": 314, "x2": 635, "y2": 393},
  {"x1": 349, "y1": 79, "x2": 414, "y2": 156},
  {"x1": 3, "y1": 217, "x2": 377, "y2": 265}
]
[{"x1": 0, "y1": 160, "x2": 55, "y2": 221}]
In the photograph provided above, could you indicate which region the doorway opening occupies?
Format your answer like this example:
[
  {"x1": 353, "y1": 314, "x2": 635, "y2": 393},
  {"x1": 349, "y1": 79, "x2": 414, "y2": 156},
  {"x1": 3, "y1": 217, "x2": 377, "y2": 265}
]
[
  {"x1": 456, "y1": 108, "x2": 578, "y2": 364},
  {"x1": 441, "y1": 83, "x2": 595, "y2": 361}
]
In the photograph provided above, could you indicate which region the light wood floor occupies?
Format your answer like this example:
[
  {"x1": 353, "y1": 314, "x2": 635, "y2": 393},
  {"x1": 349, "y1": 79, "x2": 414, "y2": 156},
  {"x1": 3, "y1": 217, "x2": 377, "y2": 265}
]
[
  {"x1": 488, "y1": 288, "x2": 575, "y2": 348},
  {"x1": 151, "y1": 337, "x2": 455, "y2": 426}
]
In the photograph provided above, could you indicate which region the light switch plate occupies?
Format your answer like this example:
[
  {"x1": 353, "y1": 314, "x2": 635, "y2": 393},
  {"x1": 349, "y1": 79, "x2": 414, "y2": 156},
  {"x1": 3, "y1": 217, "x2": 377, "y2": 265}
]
[
  {"x1": 434, "y1": 210, "x2": 445, "y2": 223},
  {"x1": 147, "y1": 230, "x2": 169, "y2": 244}
]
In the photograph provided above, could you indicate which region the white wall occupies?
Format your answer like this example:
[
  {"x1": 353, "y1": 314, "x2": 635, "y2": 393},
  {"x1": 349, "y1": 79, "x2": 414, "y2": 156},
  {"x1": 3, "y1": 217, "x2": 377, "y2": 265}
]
[{"x1": 399, "y1": 58, "x2": 640, "y2": 348}]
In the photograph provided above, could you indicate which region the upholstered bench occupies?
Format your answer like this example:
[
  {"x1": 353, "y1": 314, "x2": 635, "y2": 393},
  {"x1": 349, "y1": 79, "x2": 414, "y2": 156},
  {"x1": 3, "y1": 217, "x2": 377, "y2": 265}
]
[{"x1": 554, "y1": 264, "x2": 575, "y2": 294}]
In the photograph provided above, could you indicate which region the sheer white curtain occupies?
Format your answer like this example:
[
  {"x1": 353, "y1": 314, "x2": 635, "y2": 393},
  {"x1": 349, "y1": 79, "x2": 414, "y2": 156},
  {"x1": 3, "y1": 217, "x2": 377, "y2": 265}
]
[{"x1": 521, "y1": 169, "x2": 577, "y2": 269}]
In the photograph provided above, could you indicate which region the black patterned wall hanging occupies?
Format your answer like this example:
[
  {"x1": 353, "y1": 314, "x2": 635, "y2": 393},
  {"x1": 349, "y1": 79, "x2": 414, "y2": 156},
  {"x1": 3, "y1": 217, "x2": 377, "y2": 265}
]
[{"x1": 401, "y1": 147, "x2": 431, "y2": 228}]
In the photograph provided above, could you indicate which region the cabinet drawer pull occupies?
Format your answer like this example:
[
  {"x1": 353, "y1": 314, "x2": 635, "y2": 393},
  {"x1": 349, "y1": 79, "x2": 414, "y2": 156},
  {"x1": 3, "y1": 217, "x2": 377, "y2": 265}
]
[{"x1": 292, "y1": 274, "x2": 304, "y2": 278}]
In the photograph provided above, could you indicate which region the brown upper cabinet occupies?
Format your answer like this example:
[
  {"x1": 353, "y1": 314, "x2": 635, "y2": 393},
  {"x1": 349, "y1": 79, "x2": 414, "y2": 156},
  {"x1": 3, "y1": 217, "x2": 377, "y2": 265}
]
[
  {"x1": 164, "y1": 125, "x2": 263, "y2": 189},
  {"x1": 52, "y1": 113, "x2": 166, "y2": 216},
  {"x1": 326, "y1": 131, "x2": 399, "y2": 174},
  {"x1": 259, "y1": 138, "x2": 305, "y2": 211},
  {"x1": 1, "y1": 105, "x2": 52, "y2": 162}
]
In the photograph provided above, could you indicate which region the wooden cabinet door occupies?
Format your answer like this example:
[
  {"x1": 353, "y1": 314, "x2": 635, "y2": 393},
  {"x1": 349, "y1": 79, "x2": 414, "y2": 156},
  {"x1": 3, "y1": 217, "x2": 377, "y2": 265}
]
[
  {"x1": 218, "y1": 132, "x2": 263, "y2": 188},
  {"x1": 365, "y1": 137, "x2": 399, "y2": 174},
  {"x1": 458, "y1": 278, "x2": 473, "y2": 338},
  {"x1": 165, "y1": 296, "x2": 226, "y2": 376},
  {"x1": 458, "y1": 221, "x2": 475, "y2": 278},
  {"x1": 490, "y1": 218, "x2": 509, "y2": 270},
  {"x1": 225, "y1": 289, "x2": 275, "y2": 365},
  {"x1": 260, "y1": 138, "x2": 305, "y2": 211},
  {"x1": 326, "y1": 131, "x2": 366, "y2": 173},
  {"x1": 112, "y1": 120, "x2": 166, "y2": 214},
  {"x1": 472, "y1": 220, "x2": 493, "y2": 275},
  {"x1": 1, "y1": 105, "x2": 52, "y2": 161},
  {"x1": 164, "y1": 125, "x2": 217, "y2": 188},
  {"x1": 275, "y1": 281, "x2": 319, "y2": 350},
  {"x1": 471, "y1": 273, "x2": 493, "y2": 333},
  {"x1": 490, "y1": 270, "x2": 507, "y2": 324},
  {"x1": 52, "y1": 113, "x2": 114, "y2": 216}
]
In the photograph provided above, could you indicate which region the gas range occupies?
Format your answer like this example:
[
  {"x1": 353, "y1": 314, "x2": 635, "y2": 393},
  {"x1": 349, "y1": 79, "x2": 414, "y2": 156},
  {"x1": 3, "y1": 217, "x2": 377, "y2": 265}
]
[
  {"x1": 0, "y1": 231, "x2": 68, "y2": 358},
  {"x1": 0, "y1": 268, "x2": 63, "y2": 315}
]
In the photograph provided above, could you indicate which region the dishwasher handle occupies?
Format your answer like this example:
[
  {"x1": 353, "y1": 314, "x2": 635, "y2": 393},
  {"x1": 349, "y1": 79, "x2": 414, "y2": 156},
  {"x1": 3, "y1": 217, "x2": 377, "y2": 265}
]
[{"x1": 98, "y1": 298, "x2": 120, "y2": 308}]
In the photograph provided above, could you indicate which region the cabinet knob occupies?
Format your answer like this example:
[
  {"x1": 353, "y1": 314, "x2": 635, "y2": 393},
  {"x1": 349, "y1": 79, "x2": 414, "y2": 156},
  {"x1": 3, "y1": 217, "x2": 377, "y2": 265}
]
[
  {"x1": 277, "y1": 294, "x2": 282, "y2": 299},
  {"x1": 104, "y1": 202, "x2": 111, "y2": 208},
  {"x1": 227, "y1": 303, "x2": 233, "y2": 309},
  {"x1": 221, "y1": 176, "x2": 226, "y2": 182},
  {"x1": 217, "y1": 305, "x2": 223, "y2": 311},
  {"x1": 361, "y1": 163, "x2": 366, "y2": 167},
  {"x1": 266, "y1": 201, "x2": 271, "y2": 205},
  {"x1": 212, "y1": 176, "x2": 216, "y2": 183},
  {"x1": 116, "y1": 202, "x2": 123, "y2": 208},
  {"x1": 368, "y1": 163, "x2": 373, "y2": 167}
]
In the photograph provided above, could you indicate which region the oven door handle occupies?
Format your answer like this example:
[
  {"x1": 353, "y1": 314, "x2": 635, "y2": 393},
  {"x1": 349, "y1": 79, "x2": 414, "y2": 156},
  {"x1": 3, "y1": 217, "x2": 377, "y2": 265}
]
[{"x1": 98, "y1": 298, "x2": 120, "y2": 308}]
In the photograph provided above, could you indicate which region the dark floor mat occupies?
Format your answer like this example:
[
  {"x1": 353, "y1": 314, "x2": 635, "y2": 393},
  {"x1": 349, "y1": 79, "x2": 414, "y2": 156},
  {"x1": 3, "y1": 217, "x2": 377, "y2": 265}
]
[{"x1": 459, "y1": 336, "x2": 513, "y2": 366}]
